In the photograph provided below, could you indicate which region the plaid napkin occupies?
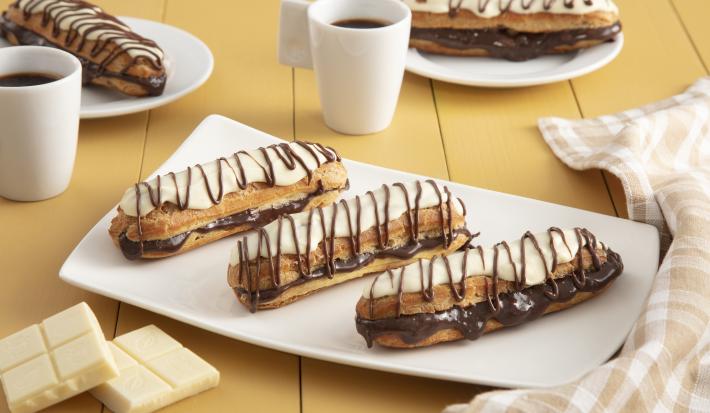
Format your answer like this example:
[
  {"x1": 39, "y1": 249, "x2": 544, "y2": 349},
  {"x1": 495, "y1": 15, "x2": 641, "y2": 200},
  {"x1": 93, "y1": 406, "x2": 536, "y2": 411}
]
[{"x1": 446, "y1": 77, "x2": 710, "y2": 412}]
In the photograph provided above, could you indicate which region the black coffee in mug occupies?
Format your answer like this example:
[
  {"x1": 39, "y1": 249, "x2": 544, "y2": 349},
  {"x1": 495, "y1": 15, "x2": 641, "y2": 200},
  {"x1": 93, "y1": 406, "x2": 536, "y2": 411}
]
[
  {"x1": 0, "y1": 72, "x2": 60, "y2": 87},
  {"x1": 332, "y1": 18, "x2": 391, "y2": 29}
]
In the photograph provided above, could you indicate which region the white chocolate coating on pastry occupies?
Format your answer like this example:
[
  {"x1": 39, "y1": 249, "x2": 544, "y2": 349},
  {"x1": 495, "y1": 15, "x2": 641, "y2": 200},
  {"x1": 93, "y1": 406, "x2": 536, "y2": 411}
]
[
  {"x1": 364, "y1": 228, "x2": 604, "y2": 299},
  {"x1": 230, "y1": 180, "x2": 465, "y2": 265},
  {"x1": 403, "y1": 0, "x2": 618, "y2": 17},
  {"x1": 17, "y1": 0, "x2": 163, "y2": 61},
  {"x1": 119, "y1": 142, "x2": 339, "y2": 217}
]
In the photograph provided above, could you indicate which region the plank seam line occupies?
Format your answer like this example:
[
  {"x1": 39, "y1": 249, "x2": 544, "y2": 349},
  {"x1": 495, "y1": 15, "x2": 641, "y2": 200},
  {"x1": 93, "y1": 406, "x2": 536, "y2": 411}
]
[
  {"x1": 298, "y1": 357, "x2": 303, "y2": 413},
  {"x1": 111, "y1": 301, "x2": 122, "y2": 340},
  {"x1": 567, "y1": 80, "x2": 585, "y2": 118},
  {"x1": 292, "y1": 67, "x2": 297, "y2": 142},
  {"x1": 429, "y1": 80, "x2": 452, "y2": 180},
  {"x1": 137, "y1": 111, "x2": 152, "y2": 180},
  {"x1": 568, "y1": 80, "x2": 620, "y2": 217},
  {"x1": 668, "y1": 0, "x2": 709, "y2": 74},
  {"x1": 113, "y1": 102, "x2": 153, "y2": 413},
  {"x1": 161, "y1": 0, "x2": 168, "y2": 23}
]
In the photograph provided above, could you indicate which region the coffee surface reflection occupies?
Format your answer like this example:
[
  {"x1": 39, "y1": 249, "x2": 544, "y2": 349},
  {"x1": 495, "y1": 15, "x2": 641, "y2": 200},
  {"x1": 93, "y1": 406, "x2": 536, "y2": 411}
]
[
  {"x1": 332, "y1": 19, "x2": 391, "y2": 29},
  {"x1": 0, "y1": 72, "x2": 60, "y2": 87}
]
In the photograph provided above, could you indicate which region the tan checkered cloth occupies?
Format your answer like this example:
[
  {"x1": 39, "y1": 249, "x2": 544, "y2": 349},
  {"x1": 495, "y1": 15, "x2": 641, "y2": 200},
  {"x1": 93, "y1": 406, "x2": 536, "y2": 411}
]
[{"x1": 446, "y1": 77, "x2": 710, "y2": 412}]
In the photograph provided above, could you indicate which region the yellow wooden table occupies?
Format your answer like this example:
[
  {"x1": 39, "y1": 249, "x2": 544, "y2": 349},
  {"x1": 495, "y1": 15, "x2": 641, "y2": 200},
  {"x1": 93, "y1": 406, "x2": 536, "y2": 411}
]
[{"x1": 1, "y1": 1, "x2": 708, "y2": 412}]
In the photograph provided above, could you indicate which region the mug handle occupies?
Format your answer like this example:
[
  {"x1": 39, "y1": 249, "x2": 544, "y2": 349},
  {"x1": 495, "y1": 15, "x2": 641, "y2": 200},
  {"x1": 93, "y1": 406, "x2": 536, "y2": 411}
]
[{"x1": 278, "y1": 0, "x2": 313, "y2": 69}]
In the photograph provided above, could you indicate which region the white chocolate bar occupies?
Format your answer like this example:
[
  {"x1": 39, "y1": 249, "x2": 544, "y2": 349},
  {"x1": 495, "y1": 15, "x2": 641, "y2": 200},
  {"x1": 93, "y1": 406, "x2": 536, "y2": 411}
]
[
  {"x1": 0, "y1": 302, "x2": 119, "y2": 413},
  {"x1": 90, "y1": 325, "x2": 219, "y2": 413}
]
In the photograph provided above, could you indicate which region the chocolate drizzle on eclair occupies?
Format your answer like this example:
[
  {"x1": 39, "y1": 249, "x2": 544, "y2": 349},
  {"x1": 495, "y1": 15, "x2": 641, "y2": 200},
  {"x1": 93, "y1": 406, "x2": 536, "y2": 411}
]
[
  {"x1": 236, "y1": 229, "x2": 471, "y2": 306},
  {"x1": 118, "y1": 184, "x2": 330, "y2": 260},
  {"x1": 356, "y1": 251, "x2": 622, "y2": 347},
  {"x1": 417, "y1": 0, "x2": 615, "y2": 16},
  {"x1": 356, "y1": 228, "x2": 624, "y2": 347},
  {"x1": 232, "y1": 180, "x2": 469, "y2": 312},
  {"x1": 1, "y1": 0, "x2": 166, "y2": 95},
  {"x1": 117, "y1": 141, "x2": 342, "y2": 260},
  {"x1": 447, "y1": 0, "x2": 600, "y2": 17}
]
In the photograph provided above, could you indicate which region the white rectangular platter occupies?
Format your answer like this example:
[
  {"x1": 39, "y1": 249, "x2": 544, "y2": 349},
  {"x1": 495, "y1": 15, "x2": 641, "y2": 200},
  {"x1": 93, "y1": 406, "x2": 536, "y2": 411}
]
[{"x1": 60, "y1": 115, "x2": 659, "y2": 388}]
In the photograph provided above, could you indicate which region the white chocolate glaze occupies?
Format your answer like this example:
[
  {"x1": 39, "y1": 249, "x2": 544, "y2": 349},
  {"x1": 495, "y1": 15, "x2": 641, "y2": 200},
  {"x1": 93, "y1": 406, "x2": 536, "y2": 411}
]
[
  {"x1": 119, "y1": 142, "x2": 339, "y2": 217},
  {"x1": 229, "y1": 180, "x2": 465, "y2": 265},
  {"x1": 403, "y1": 0, "x2": 618, "y2": 17},
  {"x1": 363, "y1": 228, "x2": 605, "y2": 298},
  {"x1": 16, "y1": 0, "x2": 163, "y2": 61}
]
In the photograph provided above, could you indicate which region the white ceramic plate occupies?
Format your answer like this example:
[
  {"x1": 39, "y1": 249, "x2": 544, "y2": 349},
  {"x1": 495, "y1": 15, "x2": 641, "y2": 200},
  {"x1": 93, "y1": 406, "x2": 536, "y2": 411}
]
[
  {"x1": 406, "y1": 34, "x2": 623, "y2": 88},
  {"x1": 60, "y1": 114, "x2": 658, "y2": 388},
  {"x1": 0, "y1": 17, "x2": 213, "y2": 118}
]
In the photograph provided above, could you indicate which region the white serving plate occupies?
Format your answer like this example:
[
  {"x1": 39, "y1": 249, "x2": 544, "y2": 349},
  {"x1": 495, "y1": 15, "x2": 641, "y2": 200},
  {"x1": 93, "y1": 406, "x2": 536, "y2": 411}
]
[
  {"x1": 406, "y1": 34, "x2": 623, "y2": 88},
  {"x1": 60, "y1": 114, "x2": 658, "y2": 388},
  {"x1": 0, "y1": 17, "x2": 213, "y2": 118}
]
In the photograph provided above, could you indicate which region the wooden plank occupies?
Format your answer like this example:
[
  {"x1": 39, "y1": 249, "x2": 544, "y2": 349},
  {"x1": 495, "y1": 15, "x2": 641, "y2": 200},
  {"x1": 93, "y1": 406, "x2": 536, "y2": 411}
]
[
  {"x1": 434, "y1": 80, "x2": 616, "y2": 215},
  {"x1": 112, "y1": 1, "x2": 302, "y2": 413},
  {"x1": 673, "y1": 0, "x2": 710, "y2": 72},
  {"x1": 0, "y1": 1, "x2": 162, "y2": 412},
  {"x1": 303, "y1": 360, "x2": 486, "y2": 413},
  {"x1": 571, "y1": 0, "x2": 708, "y2": 218}
]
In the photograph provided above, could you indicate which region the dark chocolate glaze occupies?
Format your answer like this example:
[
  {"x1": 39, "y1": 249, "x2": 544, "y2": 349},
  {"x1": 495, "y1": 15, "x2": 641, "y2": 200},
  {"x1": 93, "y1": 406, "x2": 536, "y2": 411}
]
[
  {"x1": 410, "y1": 22, "x2": 621, "y2": 61},
  {"x1": 117, "y1": 186, "x2": 336, "y2": 260},
  {"x1": 1, "y1": 0, "x2": 166, "y2": 95},
  {"x1": 234, "y1": 180, "x2": 469, "y2": 312},
  {"x1": 125, "y1": 142, "x2": 341, "y2": 260},
  {"x1": 235, "y1": 229, "x2": 471, "y2": 304},
  {"x1": 356, "y1": 249, "x2": 623, "y2": 347}
]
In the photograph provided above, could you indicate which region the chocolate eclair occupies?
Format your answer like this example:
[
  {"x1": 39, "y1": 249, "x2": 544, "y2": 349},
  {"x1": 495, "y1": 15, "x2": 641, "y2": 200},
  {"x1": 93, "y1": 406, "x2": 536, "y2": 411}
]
[
  {"x1": 356, "y1": 227, "x2": 623, "y2": 348},
  {"x1": 228, "y1": 180, "x2": 472, "y2": 312},
  {"x1": 109, "y1": 141, "x2": 348, "y2": 260},
  {"x1": 406, "y1": 0, "x2": 621, "y2": 61},
  {"x1": 1, "y1": 0, "x2": 167, "y2": 96}
]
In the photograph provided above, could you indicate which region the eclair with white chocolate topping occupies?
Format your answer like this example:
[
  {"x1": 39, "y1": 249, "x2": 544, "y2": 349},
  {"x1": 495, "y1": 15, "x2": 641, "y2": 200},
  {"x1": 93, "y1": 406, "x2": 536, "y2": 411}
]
[
  {"x1": 356, "y1": 227, "x2": 623, "y2": 348},
  {"x1": 1, "y1": 0, "x2": 167, "y2": 96},
  {"x1": 109, "y1": 141, "x2": 348, "y2": 260},
  {"x1": 406, "y1": 0, "x2": 622, "y2": 61},
  {"x1": 228, "y1": 180, "x2": 472, "y2": 312}
]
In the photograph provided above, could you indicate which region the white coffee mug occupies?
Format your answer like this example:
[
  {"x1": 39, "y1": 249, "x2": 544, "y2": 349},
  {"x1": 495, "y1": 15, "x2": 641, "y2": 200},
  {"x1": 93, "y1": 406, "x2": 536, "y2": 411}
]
[
  {"x1": 279, "y1": 0, "x2": 411, "y2": 135},
  {"x1": 0, "y1": 46, "x2": 82, "y2": 201}
]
